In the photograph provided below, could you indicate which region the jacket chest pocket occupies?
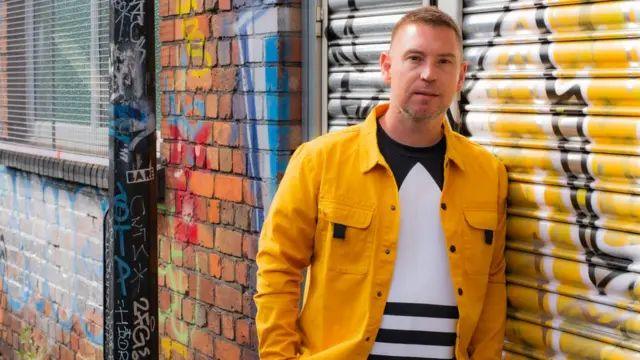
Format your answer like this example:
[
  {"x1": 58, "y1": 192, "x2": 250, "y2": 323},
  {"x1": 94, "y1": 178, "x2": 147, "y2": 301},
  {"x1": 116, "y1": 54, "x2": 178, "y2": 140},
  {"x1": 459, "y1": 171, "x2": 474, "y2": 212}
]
[
  {"x1": 317, "y1": 200, "x2": 375, "y2": 275},
  {"x1": 462, "y1": 208, "x2": 497, "y2": 276}
]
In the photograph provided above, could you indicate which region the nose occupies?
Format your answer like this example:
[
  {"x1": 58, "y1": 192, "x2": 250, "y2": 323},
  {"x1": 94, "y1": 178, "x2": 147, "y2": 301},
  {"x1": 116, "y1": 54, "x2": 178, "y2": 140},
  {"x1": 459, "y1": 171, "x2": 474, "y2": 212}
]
[{"x1": 420, "y1": 61, "x2": 437, "y2": 82}]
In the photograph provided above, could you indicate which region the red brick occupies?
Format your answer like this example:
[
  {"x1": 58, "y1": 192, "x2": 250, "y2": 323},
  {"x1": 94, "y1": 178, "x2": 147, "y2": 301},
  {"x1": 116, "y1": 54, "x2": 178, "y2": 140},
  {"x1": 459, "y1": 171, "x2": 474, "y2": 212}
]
[
  {"x1": 235, "y1": 261, "x2": 249, "y2": 287},
  {"x1": 181, "y1": 193, "x2": 195, "y2": 217},
  {"x1": 194, "y1": 121, "x2": 213, "y2": 144},
  {"x1": 194, "y1": 145, "x2": 207, "y2": 168},
  {"x1": 206, "y1": 147, "x2": 220, "y2": 170},
  {"x1": 191, "y1": 328, "x2": 214, "y2": 357},
  {"x1": 166, "y1": 319, "x2": 188, "y2": 344},
  {"x1": 242, "y1": 179, "x2": 258, "y2": 207},
  {"x1": 208, "y1": 199, "x2": 220, "y2": 224},
  {"x1": 160, "y1": 20, "x2": 175, "y2": 43},
  {"x1": 161, "y1": 142, "x2": 171, "y2": 162},
  {"x1": 219, "y1": 147, "x2": 233, "y2": 173},
  {"x1": 168, "y1": 0, "x2": 179, "y2": 15},
  {"x1": 242, "y1": 290, "x2": 257, "y2": 317},
  {"x1": 215, "y1": 227, "x2": 242, "y2": 256},
  {"x1": 184, "y1": 15, "x2": 210, "y2": 41},
  {"x1": 161, "y1": 69, "x2": 175, "y2": 91},
  {"x1": 232, "y1": 149, "x2": 245, "y2": 175},
  {"x1": 174, "y1": 18, "x2": 185, "y2": 41},
  {"x1": 214, "y1": 338, "x2": 241, "y2": 360},
  {"x1": 205, "y1": 94, "x2": 218, "y2": 118},
  {"x1": 166, "y1": 266, "x2": 189, "y2": 294},
  {"x1": 189, "y1": 170, "x2": 214, "y2": 197},
  {"x1": 175, "y1": 69, "x2": 187, "y2": 91},
  {"x1": 209, "y1": 252, "x2": 222, "y2": 278},
  {"x1": 182, "y1": 297, "x2": 196, "y2": 323},
  {"x1": 189, "y1": 273, "x2": 215, "y2": 305},
  {"x1": 219, "y1": 94, "x2": 232, "y2": 119},
  {"x1": 184, "y1": 245, "x2": 196, "y2": 269},
  {"x1": 189, "y1": 41, "x2": 204, "y2": 67},
  {"x1": 208, "y1": 310, "x2": 221, "y2": 334},
  {"x1": 220, "y1": 201, "x2": 234, "y2": 225},
  {"x1": 205, "y1": 40, "x2": 218, "y2": 67},
  {"x1": 160, "y1": 236, "x2": 171, "y2": 262},
  {"x1": 192, "y1": 0, "x2": 205, "y2": 14},
  {"x1": 159, "y1": 0, "x2": 170, "y2": 16},
  {"x1": 159, "y1": 288, "x2": 172, "y2": 313},
  {"x1": 219, "y1": 0, "x2": 231, "y2": 10},
  {"x1": 221, "y1": 256, "x2": 235, "y2": 282},
  {"x1": 167, "y1": 167, "x2": 188, "y2": 191},
  {"x1": 196, "y1": 250, "x2": 209, "y2": 273},
  {"x1": 194, "y1": 196, "x2": 209, "y2": 222},
  {"x1": 215, "y1": 175, "x2": 242, "y2": 202},
  {"x1": 222, "y1": 313, "x2": 235, "y2": 340},
  {"x1": 197, "y1": 222, "x2": 214, "y2": 248},
  {"x1": 175, "y1": 218, "x2": 198, "y2": 244},
  {"x1": 242, "y1": 234, "x2": 258, "y2": 261},
  {"x1": 213, "y1": 122, "x2": 238, "y2": 147},
  {"x1": 235, "y1": 318, "x2": 251, "y2": 346},
  {"x1": 211, "y1": 68, "x2": 236, "y2": 91},
  {"x1": 234, "y1": 204, "x2": 251, "y2": 231},
  {"x1": 242, "y1": 349, "x2": 259, "y2": 360},
  {"x1": 60, "y1": 345, "x2": 74, "y2": 360},
  {"x1": 231, "y1": 39, "x2": 241, "y2": 65},
  {"x1": 187, "y1": 69, "x2": 212, "y2": 91}
]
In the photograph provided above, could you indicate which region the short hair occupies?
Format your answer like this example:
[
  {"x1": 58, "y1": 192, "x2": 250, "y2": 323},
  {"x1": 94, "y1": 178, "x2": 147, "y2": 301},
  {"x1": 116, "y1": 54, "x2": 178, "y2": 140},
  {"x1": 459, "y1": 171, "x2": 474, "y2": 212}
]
[{"x1": 391, "y1": 6, "x2": 462, "y2": 48}]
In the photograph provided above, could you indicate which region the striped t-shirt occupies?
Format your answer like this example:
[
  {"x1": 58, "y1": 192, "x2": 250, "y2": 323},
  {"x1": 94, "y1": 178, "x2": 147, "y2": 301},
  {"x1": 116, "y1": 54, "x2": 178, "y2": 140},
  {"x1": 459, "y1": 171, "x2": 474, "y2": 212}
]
[{"x1": 370, "y1": 125, "x2": 458, "y2": 359}]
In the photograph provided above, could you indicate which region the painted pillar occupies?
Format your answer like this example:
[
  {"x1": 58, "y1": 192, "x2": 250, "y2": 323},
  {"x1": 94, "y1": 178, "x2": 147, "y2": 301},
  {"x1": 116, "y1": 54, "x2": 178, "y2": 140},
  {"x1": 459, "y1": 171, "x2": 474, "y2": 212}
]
[{"x1": 105, "y1": 0, "x2": 158, "y2": 359}]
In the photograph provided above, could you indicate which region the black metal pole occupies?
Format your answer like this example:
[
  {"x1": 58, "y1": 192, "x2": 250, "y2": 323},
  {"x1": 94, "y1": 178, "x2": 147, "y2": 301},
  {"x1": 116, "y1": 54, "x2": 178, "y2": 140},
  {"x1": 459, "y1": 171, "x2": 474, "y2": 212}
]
[{"x1": 106, "y1": 0, "x2": 158, "y2": 359}]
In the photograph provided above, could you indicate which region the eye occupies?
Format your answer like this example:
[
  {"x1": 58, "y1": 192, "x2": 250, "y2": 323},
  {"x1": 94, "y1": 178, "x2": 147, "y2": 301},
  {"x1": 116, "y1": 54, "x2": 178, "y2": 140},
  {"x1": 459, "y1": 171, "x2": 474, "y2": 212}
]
[
  {"x1": 407, "y1": 55, "x2": 422, "y2": 62},
  {"x1": 439, "y1": 58, "x2": 453, "y2": 64}
]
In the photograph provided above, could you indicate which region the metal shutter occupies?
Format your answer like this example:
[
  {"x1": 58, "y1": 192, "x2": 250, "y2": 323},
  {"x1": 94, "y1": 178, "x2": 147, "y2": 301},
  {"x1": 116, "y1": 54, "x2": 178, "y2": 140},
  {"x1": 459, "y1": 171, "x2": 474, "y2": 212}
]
[
  {"x1": 0, "y1": 0, "x2": 110, "y2": 159},
  {"x1": 323, "y1": 0, "x2": 425, "y2": 132},
  {"x1": 461, "y1": 1, "x2": 640, "y2": 358}
]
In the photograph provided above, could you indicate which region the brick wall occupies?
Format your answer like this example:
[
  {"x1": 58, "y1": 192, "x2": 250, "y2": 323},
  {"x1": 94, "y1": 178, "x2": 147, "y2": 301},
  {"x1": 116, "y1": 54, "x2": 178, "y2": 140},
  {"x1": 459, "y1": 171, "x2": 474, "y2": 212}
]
[
  {"x1": 157, "y1": 0, "x2": 302, "y2": 358},
  {"x1": 0, "y1": 166, "x2": 107, "y2": 358}
]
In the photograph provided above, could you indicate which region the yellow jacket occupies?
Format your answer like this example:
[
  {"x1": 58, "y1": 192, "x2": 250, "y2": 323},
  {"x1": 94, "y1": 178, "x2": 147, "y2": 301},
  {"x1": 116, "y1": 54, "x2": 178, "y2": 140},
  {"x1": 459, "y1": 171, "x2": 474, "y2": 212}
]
[{"x1": 255, "y1": 103, "x2": 508, "y2": 359}]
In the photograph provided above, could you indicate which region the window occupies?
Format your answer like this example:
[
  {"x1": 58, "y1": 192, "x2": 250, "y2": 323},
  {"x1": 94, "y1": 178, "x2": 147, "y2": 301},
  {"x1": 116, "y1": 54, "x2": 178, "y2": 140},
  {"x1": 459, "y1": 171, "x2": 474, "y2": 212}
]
[{"x1": 0, "y1": 0, "x2": 110, "y2": 162}]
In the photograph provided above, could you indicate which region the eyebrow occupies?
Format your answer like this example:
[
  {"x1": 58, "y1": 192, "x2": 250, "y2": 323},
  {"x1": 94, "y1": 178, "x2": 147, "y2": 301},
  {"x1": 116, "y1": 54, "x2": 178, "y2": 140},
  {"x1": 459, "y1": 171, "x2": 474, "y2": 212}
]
[{"x1": 402, "y1": 49, "x2": 457, "y2": 59}]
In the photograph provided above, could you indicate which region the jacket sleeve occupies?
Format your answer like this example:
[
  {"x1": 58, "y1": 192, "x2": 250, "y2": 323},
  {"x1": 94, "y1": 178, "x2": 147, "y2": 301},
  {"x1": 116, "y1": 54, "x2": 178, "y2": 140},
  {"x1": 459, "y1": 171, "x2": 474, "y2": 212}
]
[
  {"x1": 254, "y1": 143, "x2": 319, "y2": 359},
  {"x1": 469, "y1": 162, "x2": 508, "y2": 359}
]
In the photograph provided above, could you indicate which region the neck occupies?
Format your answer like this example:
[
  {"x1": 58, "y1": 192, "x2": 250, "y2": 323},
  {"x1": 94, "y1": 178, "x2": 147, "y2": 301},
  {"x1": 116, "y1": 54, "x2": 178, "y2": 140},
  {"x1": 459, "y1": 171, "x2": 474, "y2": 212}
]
[{"x1": 379, "y1": 105, "x2": 444, "y2": 147}]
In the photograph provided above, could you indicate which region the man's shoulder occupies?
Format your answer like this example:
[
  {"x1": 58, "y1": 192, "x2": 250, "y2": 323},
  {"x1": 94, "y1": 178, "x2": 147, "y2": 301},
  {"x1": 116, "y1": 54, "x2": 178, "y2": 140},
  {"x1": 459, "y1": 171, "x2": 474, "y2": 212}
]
[
  {"x1": 449, "y1": 131, "x2": 504, "y2": 174},
  {"x1": 297, "y1": 123, "x2": 363, "y2": 157}
]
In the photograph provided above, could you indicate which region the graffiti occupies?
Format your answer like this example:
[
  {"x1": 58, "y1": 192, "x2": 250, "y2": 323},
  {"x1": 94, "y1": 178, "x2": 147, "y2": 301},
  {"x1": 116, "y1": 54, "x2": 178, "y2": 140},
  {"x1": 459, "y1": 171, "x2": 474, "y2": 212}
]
[
  {"x1": 131, "y1": 297, "x2": 154, "y2": 359},
  {"x1": 0, "y1": 167, "x2": 107, "y2": 356},
  {"x1": 108, "y1": 0, "x2": 157, "y2": 358}
]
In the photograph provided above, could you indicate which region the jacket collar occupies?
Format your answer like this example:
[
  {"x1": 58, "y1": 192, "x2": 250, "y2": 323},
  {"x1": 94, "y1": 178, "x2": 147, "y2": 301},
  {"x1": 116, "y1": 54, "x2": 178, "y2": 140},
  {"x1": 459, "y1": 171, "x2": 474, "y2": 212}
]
[{"x1": 359, "y1": 103, "x2": 466, "y2": 173}]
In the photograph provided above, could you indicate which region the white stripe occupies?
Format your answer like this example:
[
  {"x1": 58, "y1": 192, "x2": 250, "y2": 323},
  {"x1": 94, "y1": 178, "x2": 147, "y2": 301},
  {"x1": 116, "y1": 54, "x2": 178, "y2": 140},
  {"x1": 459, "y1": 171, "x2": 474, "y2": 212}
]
[
  {"x1": 379, "y1": 315, "x2": 458, "y2": 333},
  {"x1": 370, "y1": 342, "x2": 454, "y2": 359}
]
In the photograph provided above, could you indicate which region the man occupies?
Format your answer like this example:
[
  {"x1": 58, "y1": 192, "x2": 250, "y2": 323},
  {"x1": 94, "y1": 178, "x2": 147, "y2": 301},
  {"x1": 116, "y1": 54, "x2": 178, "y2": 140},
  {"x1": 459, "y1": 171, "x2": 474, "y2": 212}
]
[{"x1": 255, "y1": 6, "x2": 508, "y2": 360}]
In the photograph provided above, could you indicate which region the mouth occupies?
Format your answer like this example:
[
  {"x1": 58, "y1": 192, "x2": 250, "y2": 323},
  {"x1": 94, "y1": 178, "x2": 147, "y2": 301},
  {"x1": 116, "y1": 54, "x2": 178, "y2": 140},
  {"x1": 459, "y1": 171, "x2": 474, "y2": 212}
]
[{"x1": 412, "y1": 90, "x2": 439, "y2": 97}]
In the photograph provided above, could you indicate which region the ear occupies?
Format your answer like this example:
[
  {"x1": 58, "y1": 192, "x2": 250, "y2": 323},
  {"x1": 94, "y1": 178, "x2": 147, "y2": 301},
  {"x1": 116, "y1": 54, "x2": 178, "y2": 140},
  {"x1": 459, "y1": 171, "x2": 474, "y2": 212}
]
[
  {"x1": 456, "y1": 61, "x2": 468, "y2": 92},
  {"x1": 379, "y1": 51, "x2": 392, "y2": 85}
]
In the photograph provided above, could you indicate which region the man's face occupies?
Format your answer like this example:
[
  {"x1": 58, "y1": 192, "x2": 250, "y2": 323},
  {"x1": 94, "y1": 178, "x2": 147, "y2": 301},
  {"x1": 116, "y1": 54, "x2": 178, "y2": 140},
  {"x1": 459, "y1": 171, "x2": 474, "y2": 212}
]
[{"x1": 380, "y1": 23, "x2": 467, "y2": 123}]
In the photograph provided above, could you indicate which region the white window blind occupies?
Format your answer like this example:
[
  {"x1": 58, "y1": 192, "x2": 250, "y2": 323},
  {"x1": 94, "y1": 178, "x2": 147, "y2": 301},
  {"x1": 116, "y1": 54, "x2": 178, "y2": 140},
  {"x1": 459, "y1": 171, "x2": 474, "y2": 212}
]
[{"x1": 0, "y1": 0, "x2": 110, "y2": 160}]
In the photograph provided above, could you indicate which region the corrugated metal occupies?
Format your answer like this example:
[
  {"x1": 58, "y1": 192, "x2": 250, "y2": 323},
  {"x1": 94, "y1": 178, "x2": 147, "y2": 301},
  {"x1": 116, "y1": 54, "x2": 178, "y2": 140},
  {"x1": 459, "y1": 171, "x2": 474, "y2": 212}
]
[
  {"x1": 325, "y1": 0, "x2": 424, "y2": 132},
  {"x1": 0, "y1": 0, "x2": 110, "y2": 158},
  {"x1": 461, "y1": 1, "x2": 640, "y2": 359}
]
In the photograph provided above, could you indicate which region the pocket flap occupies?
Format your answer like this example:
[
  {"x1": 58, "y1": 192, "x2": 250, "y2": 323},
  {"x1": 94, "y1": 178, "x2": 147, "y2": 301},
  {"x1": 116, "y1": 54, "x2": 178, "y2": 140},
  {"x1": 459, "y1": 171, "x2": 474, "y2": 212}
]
[
  {"x1": 463, "y1": 208, "x2": 498, "y2": 230},
  {"x1": 318, "y1": 201, "x2": 373, "y2": 229}
]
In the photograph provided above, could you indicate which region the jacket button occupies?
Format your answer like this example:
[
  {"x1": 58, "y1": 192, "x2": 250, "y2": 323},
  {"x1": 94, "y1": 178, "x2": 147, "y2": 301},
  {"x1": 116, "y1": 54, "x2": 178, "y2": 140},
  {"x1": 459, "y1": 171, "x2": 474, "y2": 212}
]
[
  {"x1": 385, "y1": 249, "x2": 391, "y2": 255},
  {"x1": 440, "y1": 203, "x2": 447, "y2": 210},
  {"x1": 390, "y1": 205, "x2": 396, "y2": 211},
  {"x1": 458, "y1": 288, "x2": 463, "y2": 296},
  {"x1": 449, "y1": 245, "x2": 456, "y2": 253},
  {"x1": 365, "y1": 336, "x2": 371, "y2": 342},
  {"x1": 377, "y1": 291, "x2": 383, "y2": 297}
]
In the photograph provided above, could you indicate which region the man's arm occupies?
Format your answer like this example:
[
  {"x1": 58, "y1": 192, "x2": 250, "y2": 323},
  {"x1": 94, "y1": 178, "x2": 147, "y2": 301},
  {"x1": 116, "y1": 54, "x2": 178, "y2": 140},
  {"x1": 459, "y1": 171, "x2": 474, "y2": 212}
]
[
  {"x1": 469, "y1": 162, "x2": 508, "y2": 359},
  {"x1": 254, "y1": 143, "x2": 319, "y2": 359}
]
